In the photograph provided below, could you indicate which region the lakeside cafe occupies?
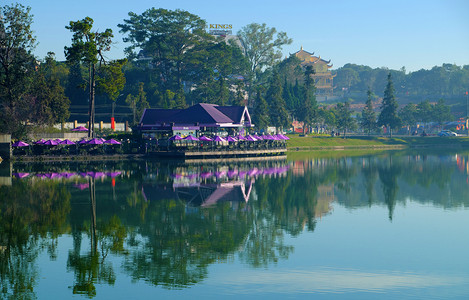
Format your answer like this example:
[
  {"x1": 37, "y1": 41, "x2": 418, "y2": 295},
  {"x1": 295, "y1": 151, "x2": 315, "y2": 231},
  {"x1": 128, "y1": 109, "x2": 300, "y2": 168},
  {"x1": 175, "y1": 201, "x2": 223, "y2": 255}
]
[
  {"x1": 136, "y1": 103, "x2": 253, "y2": 144},
  {"x1": 136, "y1": 103, "x2": 287, "y2": 157}
]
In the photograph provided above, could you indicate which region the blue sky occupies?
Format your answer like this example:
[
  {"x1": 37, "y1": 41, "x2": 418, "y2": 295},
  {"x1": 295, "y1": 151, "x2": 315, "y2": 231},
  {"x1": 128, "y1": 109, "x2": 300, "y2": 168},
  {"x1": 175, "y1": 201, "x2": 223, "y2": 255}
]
[{"x1": 4, "y1": 0, "x2": 469, "y2": 72}]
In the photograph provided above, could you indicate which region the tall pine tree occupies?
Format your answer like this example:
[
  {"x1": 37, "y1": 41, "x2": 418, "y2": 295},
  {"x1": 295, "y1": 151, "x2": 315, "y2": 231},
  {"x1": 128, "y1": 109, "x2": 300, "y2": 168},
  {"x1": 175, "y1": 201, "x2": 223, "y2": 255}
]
[
  {"x1": 297, "y1": 66, "x2": 317, "y2": 134},
  {"x1": 360, "y1": 88, "x2": 377, "y2": 135},
  {"x1": 378, "y1": 73, "x2": 401, "y2": 137}
]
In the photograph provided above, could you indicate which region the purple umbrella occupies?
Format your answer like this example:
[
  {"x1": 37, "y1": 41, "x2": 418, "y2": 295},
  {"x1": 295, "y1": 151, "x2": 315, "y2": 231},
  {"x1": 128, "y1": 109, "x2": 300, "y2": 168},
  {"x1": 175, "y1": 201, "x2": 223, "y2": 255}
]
[
  {"x1": 274, "y1": 134, "x2": 285, "y2": 140},
  {"x1": 245, "y1": 135, "x2": 258, "y2": 141},
  {"x1": 266, "y1": 134, "x2": 278, "y2": 140},
  {"x1": 45, "y1": 173, "x2": 60, "y2": 179},
  {"x1": 87, "y1": 138, "x2": 104, "y2": 145},
  {"x1": 13, "y1": 172, "x2": 30, "y2": 178},
  {"x1": 227, "y1": 170, "x2": 238, "y2": 177},
  {"x1": 71, "y1": 126, "x2": 88, "y2": 132},
  {"x1": 271, "y1": 135, "x2": 281, "y2": 141},
  {"x1": 199, "y1": 136, "x2": 212, "y2": 141},
  {"x1": 253, "y1": 135, "x2": 263, "y2": 140},
  {"x1": 237, "y1": 135, "x2": 247, "y2": 141},
  {"x1": 200, "y1": 172, "x2": 213, "y2": 179},
  {"x1": 215, "y1": 171, "x2": 227, "y2": 178},
  {"x1": 60, "y1": 172, "x2": 77, "y2": 178},
  {"x1": 35, "y1": 139, "x2": 46, "y2": 144},
  {"x1": 88, "y1": 171, "x2": 106, "y2": 178},
  {"x1": 54, "y1": 138, "x2": 63, "y2": 143},
  {"x1": 12, "y1": 141, "x2": 29, "y2": 147},
  {"x1": 169, "y1": 135, "x2": 183, "y2": 141},
  {"x1": 78, "y1": 139, "x2": 89, "y2": 144},
  {"x1": 226, "y1": 136, "x2": 238, "y2": 142},
  {"x1": 104, "y1": 139, "x2": 122, "y2": 145},
  {"x1": 43, "y1": 139, "x2": 59, "y2": 146},
  {"x1": 187, "y1": 173, "x2": 198, "y2": 179},
  {"x1": 60, "y1": 139, "x2": 75, "y2": 145},
  {"x1": 106, "y1": 171, "x2": 122, "y2": 177},
  {"x1": 248, "y1": 168, "x2": 259, "y2": 176},
  {"x1": 73, "y1": 183, "x2": 89, "y2": 190},
  {"x1": 212, "y1": 136, "x2": 226, "y2": 142},
  {"x1": 279, "y1": 134, "x2": 290, "y2": 140},
  {"x1": 183, "y1": 135, "x2": 199, "y2": 141}
]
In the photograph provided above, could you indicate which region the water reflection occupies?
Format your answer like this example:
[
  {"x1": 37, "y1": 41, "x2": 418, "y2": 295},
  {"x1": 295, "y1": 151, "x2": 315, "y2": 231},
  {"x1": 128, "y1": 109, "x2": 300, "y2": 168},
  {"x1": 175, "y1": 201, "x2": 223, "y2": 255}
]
[{"x1": 1, "y1": 151, "x2": 469, "y2": 298}]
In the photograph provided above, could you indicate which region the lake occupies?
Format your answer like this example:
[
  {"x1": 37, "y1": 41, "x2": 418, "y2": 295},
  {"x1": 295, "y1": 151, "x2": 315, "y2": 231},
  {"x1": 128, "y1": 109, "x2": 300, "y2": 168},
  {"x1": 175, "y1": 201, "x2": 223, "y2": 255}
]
[{"x1": 1, "y1": 150, "x2": 469, "y2": 299}]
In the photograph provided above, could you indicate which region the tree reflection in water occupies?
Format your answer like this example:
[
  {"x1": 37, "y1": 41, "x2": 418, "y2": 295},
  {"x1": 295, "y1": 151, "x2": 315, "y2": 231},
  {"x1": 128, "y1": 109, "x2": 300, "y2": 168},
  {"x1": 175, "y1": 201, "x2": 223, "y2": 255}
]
[
  {"x1": 0, "y1": 180, "x2": 70, "y2": 299},
  {"x1": 1, "y1": 152, "x2": 469, "y2": 297}
]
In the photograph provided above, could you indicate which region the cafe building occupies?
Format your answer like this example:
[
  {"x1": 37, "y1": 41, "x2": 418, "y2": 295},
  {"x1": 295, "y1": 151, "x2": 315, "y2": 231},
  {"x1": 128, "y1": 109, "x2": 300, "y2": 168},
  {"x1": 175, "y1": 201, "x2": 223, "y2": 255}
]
[{"x1": 137, "y1": 103, "x2": 253, "y2": 139}]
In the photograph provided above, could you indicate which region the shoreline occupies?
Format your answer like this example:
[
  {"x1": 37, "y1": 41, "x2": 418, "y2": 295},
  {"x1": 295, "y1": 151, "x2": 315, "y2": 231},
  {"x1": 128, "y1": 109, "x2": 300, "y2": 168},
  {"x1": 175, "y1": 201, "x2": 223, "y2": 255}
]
[{"x1": 5, "y1": 136, "x2": 469, "y2": 163}]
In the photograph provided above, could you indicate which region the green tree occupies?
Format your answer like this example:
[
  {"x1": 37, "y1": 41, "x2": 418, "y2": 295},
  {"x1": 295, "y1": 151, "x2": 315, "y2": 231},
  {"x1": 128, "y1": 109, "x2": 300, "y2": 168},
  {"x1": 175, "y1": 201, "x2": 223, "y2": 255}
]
[
  {"x1": 234, "y1": 23, "x2": 292, "y2": 103},
  {"x1": 297, "y1": 66, "x2": 317, "y2": 134},
  {"x1": 96, "y1": 59, "x2": 127, "y2": 119},
  {"x1": 266, "y1": 71, "x2": 289, "y2": 132},
  {"x1": 0, "y1": 3, "x2": 37, "y2": 137},
  {"x1": 42, "y1": 52, "x2": 69, "y2": 86},
  {"x1": 317, "y1": 107, "x2": 336, "y2": 132},
  {"x1": 235, "y1": 23, "x2": 292, "y2": 77},
  {"x1": 118, "y1": 8, "x2": 213, "y2": 94},
  {"x1": 416, "y1": 99, "x2": 433, "y2": 124},
  {"x1": 65, "y1": 17, "x2": 113, "y2": 137},
  {"x1": 29, "y1": 65, "x2": 70, "y2": 126},
  {"x1": 252, "y1": 87, "x2": 270, "y2": 132},
  {"x1": 433, "y1": 99, "x2": 453, "y2": 130},
  {"x1": 360, "y1": 88, "x2": 377, "y2": 135},
  {"x1": 335, "y1": 101, "x2": 356, "y2": 138},
  {"x1": 378, "y1": 73, "x2": 401, "y2": 137},
  {"x1": 125, "y1": 82, "x2": 149, "y2": 125},
  {"x1": 189, "y1": 42, "x2": 248, "y2": 105},
  {"x1": 399, "y1": 103, "x2": 418, "y2": 135},
  {"x1": 335, "y1": 67, "x2": 360, "y2": 95}
]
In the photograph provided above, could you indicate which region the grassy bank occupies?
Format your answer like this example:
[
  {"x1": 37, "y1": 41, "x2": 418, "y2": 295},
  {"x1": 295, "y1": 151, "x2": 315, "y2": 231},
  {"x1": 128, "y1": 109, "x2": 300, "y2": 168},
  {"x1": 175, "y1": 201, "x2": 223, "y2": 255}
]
[
  {"x1": 286, "y1": 135, "x2": 469, "y2": 150},
  {"x1": 287, "y1": 149, "x2": 394, "y2": 160}
]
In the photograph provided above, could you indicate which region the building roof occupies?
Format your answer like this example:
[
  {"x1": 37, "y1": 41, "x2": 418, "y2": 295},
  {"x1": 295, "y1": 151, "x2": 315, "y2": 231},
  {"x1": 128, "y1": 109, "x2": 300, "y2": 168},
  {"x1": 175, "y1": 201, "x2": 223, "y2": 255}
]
[
  {"x1": 293, "y1": 47, "x2": 333, "y2": 69},
  {"x1": 140, "y1": 109, "x2": 183, "y2": 125},
  {"x1": 139, "y1": 103, "x2": 252, "y2": 128},
  {"x1": 216, "y1": 106, "x2": 248, "y2": 123}
]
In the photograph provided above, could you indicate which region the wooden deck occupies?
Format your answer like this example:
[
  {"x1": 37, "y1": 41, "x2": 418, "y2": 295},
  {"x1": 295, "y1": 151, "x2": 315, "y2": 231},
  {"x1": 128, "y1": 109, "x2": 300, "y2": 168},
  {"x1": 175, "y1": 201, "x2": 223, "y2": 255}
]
[{"x1": 149, "y1": 147, "x2": 287, "y2": 160}]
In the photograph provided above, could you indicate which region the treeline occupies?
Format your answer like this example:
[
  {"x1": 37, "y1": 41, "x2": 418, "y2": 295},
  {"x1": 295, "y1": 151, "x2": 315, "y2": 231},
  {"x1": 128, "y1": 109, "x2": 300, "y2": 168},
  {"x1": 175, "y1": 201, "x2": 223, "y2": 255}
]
[
  {"x1": 1, "y1": 3, "x2": 466, "y2": 139},
  {"x1": 334, "y1": 63, "x2": 469, "y2": 101}
]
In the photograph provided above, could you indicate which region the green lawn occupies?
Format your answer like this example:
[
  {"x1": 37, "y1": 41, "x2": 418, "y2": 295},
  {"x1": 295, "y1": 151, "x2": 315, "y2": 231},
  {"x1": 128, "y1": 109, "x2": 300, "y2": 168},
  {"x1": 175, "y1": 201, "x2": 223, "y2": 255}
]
[{"x1": 285, "y1": 134, "x2": 469, "y2": 150}]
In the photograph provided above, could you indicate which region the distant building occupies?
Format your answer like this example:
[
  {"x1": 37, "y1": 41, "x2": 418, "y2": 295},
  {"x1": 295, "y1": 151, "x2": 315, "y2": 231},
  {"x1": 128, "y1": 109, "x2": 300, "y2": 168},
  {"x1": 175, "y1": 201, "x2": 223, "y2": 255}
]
[{"x1": 293, "y1": 47, "x2": 334, "y2": 96}]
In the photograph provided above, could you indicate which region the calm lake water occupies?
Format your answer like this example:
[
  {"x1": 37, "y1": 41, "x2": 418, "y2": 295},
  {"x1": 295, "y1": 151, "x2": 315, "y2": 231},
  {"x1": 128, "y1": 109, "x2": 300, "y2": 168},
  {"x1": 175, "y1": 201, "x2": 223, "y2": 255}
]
[{"x1": 1, "y1": 150, "x2": 469, "y2": 299}]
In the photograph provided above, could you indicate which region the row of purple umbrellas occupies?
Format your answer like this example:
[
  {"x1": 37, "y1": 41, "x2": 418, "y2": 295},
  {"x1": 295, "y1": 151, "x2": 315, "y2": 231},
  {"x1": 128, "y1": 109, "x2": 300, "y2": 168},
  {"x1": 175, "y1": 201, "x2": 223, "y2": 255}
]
[
  {"x1": 13, "y1": 171, "x2": 122, "y2": 179},
  {"x1": 171, "y1": 166, "x2": 290, "y2": 180},
  {"x1": 169, "y1": 134, "x2": 289, "y2": 142},
  {"x1": 12, "y1": 138, "x2": 122, "y2": 147}
]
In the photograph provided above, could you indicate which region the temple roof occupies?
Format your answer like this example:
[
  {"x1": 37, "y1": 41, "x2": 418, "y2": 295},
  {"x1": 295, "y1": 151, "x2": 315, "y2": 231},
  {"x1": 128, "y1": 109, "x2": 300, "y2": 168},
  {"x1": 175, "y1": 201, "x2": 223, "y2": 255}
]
[{"x1": 293, "y1": 47, "x2": 333, "y2": 69}]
